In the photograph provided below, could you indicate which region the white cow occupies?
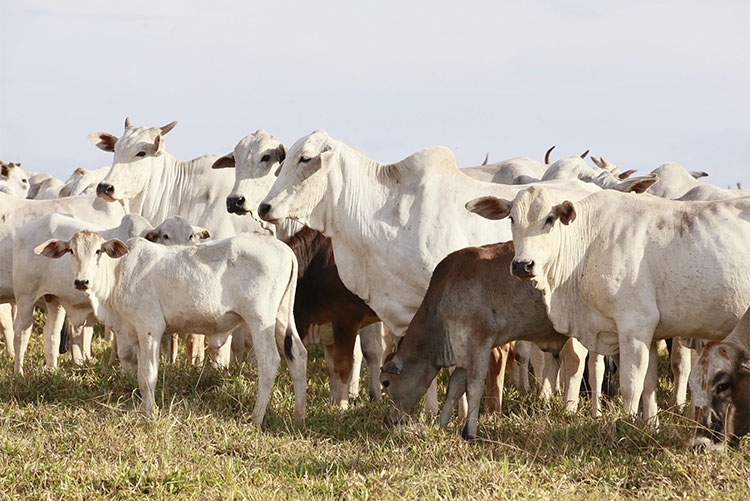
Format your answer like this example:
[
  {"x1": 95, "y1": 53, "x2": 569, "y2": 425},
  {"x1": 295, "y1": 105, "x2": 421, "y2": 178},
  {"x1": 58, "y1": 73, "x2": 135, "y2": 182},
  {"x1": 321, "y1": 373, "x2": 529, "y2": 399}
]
[
  {"x1": 542, "y1": 156, "x2": 656, "y2": 192},
  {"x1": 37, "y1": 230, "x2": 308, "y2": 425},
  {"x1": 28, "y1": 174, "x2": 64, "y2": 200},
  {"x1": 461, "y1": 157, "x2": 546, "y2": 185},
  {"x1": 59, "y1": 166, "x2": 111, "y2": 197},
  {"x1": 678, "y1": 183, "x2": 750, "y2": 201},
  {"x1": 647, "y1": 162, "x2": 709, "y2": 199},
  {"x1": 256, "y1": 130, "x2": 603, "y2": 413},
  {"x1": 466, "y1": 187, "x2": 750, "y2": 422},
  {"x1": 0, "y1": 161, "x2": 30, "y2": 198},
  {"x1": 88, "y1": 118, "x2": 268, "y2": 239},
  {"x1": 0, "y1": 193, "x2": 126, "y2": 356}
]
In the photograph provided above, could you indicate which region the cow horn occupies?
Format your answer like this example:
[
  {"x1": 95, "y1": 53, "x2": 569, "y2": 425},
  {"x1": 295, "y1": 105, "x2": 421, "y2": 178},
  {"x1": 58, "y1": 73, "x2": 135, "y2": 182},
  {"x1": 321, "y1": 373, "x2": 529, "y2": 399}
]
[
  {"x1": 545, "y1": 145, "x2": 556, "y2": 164},
  {"x1": 160, "y1": 121, "x2": 178, "y2": 136},
  {"x1": 580, "y1": 149, "x2": 590, "y2": 159},
  {"x1": 481, "y1": 152, "x2": 489, "y2": 166},
  {"x1": 125, "y1": 117, "x2": 132, "y2": 128}
]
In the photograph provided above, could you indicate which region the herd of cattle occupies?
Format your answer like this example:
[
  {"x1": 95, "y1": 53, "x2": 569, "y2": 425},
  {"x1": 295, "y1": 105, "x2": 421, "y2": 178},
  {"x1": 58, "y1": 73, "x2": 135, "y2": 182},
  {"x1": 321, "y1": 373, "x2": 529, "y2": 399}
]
[{"x1": 1, "y1": 118, "x2": 748, "y2": 451}]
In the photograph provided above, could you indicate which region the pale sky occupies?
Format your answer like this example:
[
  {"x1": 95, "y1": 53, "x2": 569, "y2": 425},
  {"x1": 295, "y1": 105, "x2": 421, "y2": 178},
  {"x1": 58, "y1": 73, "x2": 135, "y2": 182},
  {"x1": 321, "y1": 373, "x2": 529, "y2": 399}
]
[{"x1": 2, "y1": 0, "x2": 748, "y2": 190}]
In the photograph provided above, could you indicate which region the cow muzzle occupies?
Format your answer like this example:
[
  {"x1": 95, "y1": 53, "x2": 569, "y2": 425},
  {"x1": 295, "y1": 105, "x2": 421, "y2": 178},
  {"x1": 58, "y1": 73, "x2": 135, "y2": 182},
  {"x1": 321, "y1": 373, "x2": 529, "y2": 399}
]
[
  {"x1": 226, "y1": 196, "x2": 248, "y2": 215},
  {"x1": 74, "y1": 279, "x2": 89, "y2": 291},
  {"x1": 96, "y1": 182, "x2": 116, "y2": 201},
  {"x1": 511, "y1": 259, "x2": 535, "y2": 279}
]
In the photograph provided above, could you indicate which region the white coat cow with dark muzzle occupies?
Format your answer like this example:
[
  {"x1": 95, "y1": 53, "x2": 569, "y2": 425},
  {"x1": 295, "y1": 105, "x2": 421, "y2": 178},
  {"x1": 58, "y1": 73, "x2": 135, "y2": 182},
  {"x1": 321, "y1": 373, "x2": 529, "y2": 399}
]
[
  {"x1": 36, "y1": 230, "x2": 307, "y2": 425},
  {"x1": 466, "y1": 186, "x2": 750, "y2": 423}
]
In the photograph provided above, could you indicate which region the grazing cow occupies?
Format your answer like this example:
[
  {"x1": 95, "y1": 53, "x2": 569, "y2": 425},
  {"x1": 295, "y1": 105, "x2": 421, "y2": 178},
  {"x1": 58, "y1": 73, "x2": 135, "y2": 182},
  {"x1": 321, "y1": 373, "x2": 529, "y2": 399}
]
[
  {"x1": 89, "y1": 118, "x2": 267, "y2": 238},
  {"x1": 0, "y1": 161, "x2": 30, "y2": 198},
  {"x1": 12, "y1": 214, "x2": 210, "y2": 373},
  {"x1": 466, "y1": 186, "x2": 750, "y2": 422},
  {"x1": 283, "y1": 225, "x2": 382, "y2": 407},
  {"x1": 380, "y1": 241, "x2": 572, "y2": 440},
  {"x1": 689, "y1": 306, "x2": 750, "y2": 451},
  {"x1": 0, "y1": 193, "x2": 126, "y2": 356},
  {"x1": 37, "y1": 230, "x2": 307, "y2": 425},
  {"x1": 257, "y1": 130, "x2": 600, "y2": 413}
]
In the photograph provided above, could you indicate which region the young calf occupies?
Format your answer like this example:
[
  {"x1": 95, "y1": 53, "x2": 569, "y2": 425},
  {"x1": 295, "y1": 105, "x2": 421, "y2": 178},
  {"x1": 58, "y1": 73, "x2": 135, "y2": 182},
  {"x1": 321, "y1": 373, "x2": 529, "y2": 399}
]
[
  {"x1": 689, "y1": 306, "x2": 750, "y2": 451},
  {"x1": 380, "y1": 241, "x2": 570, "y2": 440},
  {"x1": 37, "y1": 230, "x2": 307, "y2": 425}
]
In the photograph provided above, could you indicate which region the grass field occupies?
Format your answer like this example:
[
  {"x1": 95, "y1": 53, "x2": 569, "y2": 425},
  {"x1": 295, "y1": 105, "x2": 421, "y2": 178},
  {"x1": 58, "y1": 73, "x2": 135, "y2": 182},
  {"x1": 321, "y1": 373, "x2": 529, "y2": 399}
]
[{"x1": 0, "y1": 327, "x2": 748, "y2": 500}]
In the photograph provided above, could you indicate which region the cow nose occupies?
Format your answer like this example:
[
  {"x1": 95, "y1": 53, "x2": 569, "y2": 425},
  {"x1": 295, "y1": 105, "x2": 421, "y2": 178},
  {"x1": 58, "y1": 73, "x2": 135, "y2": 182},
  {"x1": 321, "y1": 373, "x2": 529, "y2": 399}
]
[
  {"x1": 74, "y1": 279, "x2": 89, "y2": 290},
  {"x1": 96, "y1": 182, "x2": 114, "y2": 197},
  {"x1": 258, "y1": 203, "x2": 271, "y2": 218},
  {"x1": 226, "y1": 196, "x2": 246, "y2": 214},
  {"x1": 511, "y1": 259, "x2": 535, "y2": 278}
]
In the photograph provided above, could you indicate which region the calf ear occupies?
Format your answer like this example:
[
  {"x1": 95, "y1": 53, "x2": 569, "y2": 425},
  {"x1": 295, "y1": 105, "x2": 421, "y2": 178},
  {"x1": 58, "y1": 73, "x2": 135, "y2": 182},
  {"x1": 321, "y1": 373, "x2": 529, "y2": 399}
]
[
  {"x1": 88, "y1": 132, "x2": 118, "y2": 152},
  {"x1": 193, "y1": 228, "x2": 211, "y2": 241},
  {"x1": 143, "y1": 230, "x2": 159, "y2": 243},
  {"x1": 381, "y1": 354, "x2": 403, "y2": 375},
  {"x1": 553, "y1": 201, "x2": 577, "y2": 225},
  {"x1": 465, "y1": 196, "x2": 512, "y2": 220},
  {"x1": 101, "y1": 239, "x2": 129, "y2": 258},
  {"x1": 34, "y1": 239, "x2": 70, "y2": 259},
  {"x1": 211, "y1": 153, "x2": 235, "y2": 169}
]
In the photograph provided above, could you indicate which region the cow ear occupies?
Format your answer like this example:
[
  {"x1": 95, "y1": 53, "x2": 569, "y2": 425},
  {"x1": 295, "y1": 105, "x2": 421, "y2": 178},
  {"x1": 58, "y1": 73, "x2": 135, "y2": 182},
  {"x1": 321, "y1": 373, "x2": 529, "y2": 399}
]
[
  {"x1": 34, "y1": 239, "x2": 70, "y2": 259},
  {"x1": 381, "y1": 354, "x2": 403, "y2": 375},
  {"x1": 193, "y1": 228, "x2": 210, "y2": 241},
  {"x1": 153, "y1": 135, "x2": 164, "y2": 157},
  {"x1": 212, "y1": 153, "x2": 235, "y2": 169},
  {"x1": 277, "y1": 144, "x2": 287, "y2": 164},
  {"x1": 143, "y1": 230, "x2": 159, "y2": 243},
  {"x1": 614, "y1": 174, "x2": 659, "y2": 194},
  {"x1": 553, "y1": 201, "x2": 576, "y2": 225},
  {"x1": 102, "y1": 239, "x2": 129, "y2": 258},
  {"x1": 740, "y1": 359, "x2": 750, "y2": 376},
  {"x1": 88, "y1": 132, "x2": 118, "y2": 152},
  {"x1": 690, "y1": 171, "x2": 709, "y2": 180},
  {"x1": 465, "y1": 196, "x2": 512, "y2": 220}
]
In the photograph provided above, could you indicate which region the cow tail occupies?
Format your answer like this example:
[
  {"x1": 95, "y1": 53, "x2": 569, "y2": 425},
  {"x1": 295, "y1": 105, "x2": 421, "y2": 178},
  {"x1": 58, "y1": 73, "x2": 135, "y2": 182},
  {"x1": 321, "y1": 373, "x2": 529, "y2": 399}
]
[{"x1": 278, "y1": 250, "x2": 300, "y2": 362}]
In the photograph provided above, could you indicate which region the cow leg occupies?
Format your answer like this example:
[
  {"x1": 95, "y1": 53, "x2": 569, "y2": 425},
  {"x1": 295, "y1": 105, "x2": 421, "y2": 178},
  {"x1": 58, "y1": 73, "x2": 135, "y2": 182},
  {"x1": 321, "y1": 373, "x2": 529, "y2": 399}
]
[
  {"x1": 588, "y1": 352, "x2": 605, "y2": 417},
  {"x1": 0, "y1": 303, "x2": 15, "y2": 358},
  {"x1": 68, "y1": 321, "x2": 86, "y2": 365},
  {"x1": 538, "y1": 351, "x2": 560, "y2": 400},
  {"x1": 208, "y1": 332, "x2": 232, "y2": 369},
  {"x1": 12, "y1": 300, "x2": 36, "y2": 375},
  {"x1": 82, "y1": 325, "x2": 95, "y2": 362},
  {"x1": 42, "y1": 299, "x2": 65, "y2": 369},
  {"x1": 359, "y1": 322, "x2": 387, "y2": 401},
  {"x1": 185, "y1": 333, "x2": 205, "y2": 365},
  {"x1": 348, "y1": 334, "x2": 363, "y2": 400},
  {"x1": 511, "y1": 341, "x2": 531, "y2": 393},
  {"x1": 330, "y1": 321, "x2": 359, "y2": 408},
  {"x1": 115, "y1": 328, "x2": 138, "y2": 374},
  {"x1": 440, "y1": 367, "x2": 467, "y2": 429},
  {"x1": 106, "y1": 325, "x2": 119, "y2": 366},
  {"x1": 281, "y1": 325, "x2": 308, "y2": 426},
  {"x1": 670, "y1": 337, "x2": 693, "y2": 408},
  {"x1": 484, "y1": 343, "x2": 511, "y2": 414},
  {"x1": 464, "y1": 354, "x2": 492, "y2": 441},
  {"x1": 559, "y1": 338, "x2": 586, "y2": 412},
  {"x1": 641, "y1": 342, "x2": 660, "y2": 425},
  {"x1": 618, "y1": 334, "x2": 652, "y2": 419},
  {"x1": 136, "y1": 328, "x2": 163, "y2": 414},
  {"x1": 424, "y1": 377, "x2": 440, "y2": 416}
]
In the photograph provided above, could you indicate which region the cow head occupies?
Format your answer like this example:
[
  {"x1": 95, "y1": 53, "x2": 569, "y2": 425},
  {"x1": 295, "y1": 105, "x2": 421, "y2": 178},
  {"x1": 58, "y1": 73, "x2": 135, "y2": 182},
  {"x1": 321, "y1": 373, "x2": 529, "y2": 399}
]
[
  {"x1": 0, "y1": 161, "x2": 30, "y2": 198},
  {"x1": 88, "y1": 117, "x2": 177, "y2": 203},
  {"x1": 143, "y1": 215, "x2": 211, "y2": 245},
  {"x1": 211, "y1": 129, "x2": 286, "y2": 219},
  {"x1": 466, "y1": 186, "x2": 574, "y2": 292},
  {"x1": 544, "y1": 156, "x2": 658, "y2": 193},
  {"x1": 689, "y1": 341, "x2": 750, "y2": 451},
  {"x1": 34, "y1": 230, "x2": 128, "y2": 293},
  {"x1": 258, "y1": 130, "x2": 336, "y2": 229},
  {"x1": 380, "y1": 352, "x2": 435, "y2": 426}
]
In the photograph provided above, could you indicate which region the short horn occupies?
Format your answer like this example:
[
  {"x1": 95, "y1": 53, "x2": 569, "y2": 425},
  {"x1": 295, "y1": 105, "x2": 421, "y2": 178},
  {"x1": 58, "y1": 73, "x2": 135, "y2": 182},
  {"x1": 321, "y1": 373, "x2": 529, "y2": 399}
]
[
  {"x1": 160, "y1": 121, "x2": 178, "y2": 135},
  {"x1": 545, "y1": 145, "x2": 556, "y2": 164},
  {"x1": 125, "y1": 117, "x2": 132, "y2": 128},
  {"x1": 580, "y1": 149, "x2": 590, "y2": 159}
]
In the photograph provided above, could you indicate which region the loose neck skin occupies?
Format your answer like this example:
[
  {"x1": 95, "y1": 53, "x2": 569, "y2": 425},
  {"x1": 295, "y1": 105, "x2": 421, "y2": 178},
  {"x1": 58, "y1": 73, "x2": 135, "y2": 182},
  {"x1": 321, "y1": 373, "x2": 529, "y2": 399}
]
[{"x1": 83, "y1": 253, "x2": 122, "y2": 327}]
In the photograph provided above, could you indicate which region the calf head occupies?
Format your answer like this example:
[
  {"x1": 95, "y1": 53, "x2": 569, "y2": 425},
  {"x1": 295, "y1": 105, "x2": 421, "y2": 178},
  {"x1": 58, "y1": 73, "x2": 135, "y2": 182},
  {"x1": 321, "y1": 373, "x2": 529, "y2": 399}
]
[
  {"x1": 0, "y1": 161, "x2": 30, "y2": 198},
  {"x1": 34, "y1": 230, "x2": 129, "y2": 292},
  {"x1": 212, "y1": 129, "x2": 286, "y2": 218},
  {"x1": 466, "y1": 186, "x2": 575, "y2": 292},
  {"x1": 89, "y1": 117, "x2": 177, "y2": 203},
  {"x1": 689, "y1": 341, "x2": 750, "y2": 451},
  {"x1": 259, "y1": 130, "x2": 336, "y2": 228},
  {"x1": 380, "y1": 352, "x2": 436, "y2": 425},
  {"x1": 143, "y1": 215, "x2": 210, "y2": 245}
]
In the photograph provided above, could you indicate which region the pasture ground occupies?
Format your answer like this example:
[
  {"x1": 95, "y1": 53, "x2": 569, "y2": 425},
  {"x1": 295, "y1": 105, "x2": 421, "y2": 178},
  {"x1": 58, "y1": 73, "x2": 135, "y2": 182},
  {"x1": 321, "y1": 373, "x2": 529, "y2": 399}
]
[{"x1": 0, "y1": 325, "x2": 748, "y2": 500}]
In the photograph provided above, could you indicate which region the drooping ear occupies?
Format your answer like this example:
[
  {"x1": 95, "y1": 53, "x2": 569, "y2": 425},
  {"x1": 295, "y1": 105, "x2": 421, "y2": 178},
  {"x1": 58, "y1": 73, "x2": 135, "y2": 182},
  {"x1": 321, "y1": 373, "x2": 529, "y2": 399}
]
[
  {"x1": 101, "y1": 239, "x2": 129, "y2": 259},
  {"x1": 34, "y1": 239, "x2": 70, "y2": 259},
  {"x1": 553, "y1": 200, "x2": 576, "y2": 225},
  {"x1": 193, "y1": 227, "x2": 210, "y2": 241},
  {"x1": 690, "y1": 171, "x2": 709, "y2": 180},
  {"x1": 465, "y1": 196, "x2": 512, "y2": 220},
  {"x1": 88, "y1": 132, "x2": 118, "y2": 152},
  {"x1": 381, "y1": 354, "x2": 403, "y2": 375},
  {"x1": 159, "y1": 120, "x2": 178, "y2": 135},
  {"x1": 211, "y1": 153, "x2": 235, "y2": 169},
  {"x1": 614, "y1": 174, "x2": 659, "y2": 194}
]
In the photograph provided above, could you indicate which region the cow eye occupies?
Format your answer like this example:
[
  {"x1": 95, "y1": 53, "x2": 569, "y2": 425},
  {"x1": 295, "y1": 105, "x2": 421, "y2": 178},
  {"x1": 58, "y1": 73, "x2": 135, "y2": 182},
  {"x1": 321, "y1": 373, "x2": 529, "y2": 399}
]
[
  {"x1": 95, "y1": 249, "x2": 101, "y2": 255},
  {"x1": 261, "y1": 154, "x2": 271, "y2": 162},
  {"x1": 299, "y1": 156, "x2": 311, "y2": 164},
  {"x1": 136, "y1": 151, "x2": 147, "y2": 157},
  {"x1": 716, "y1": 382, "x2": 730, "y2": 393},
  {"x1": 544, "y1": 215, "x2": 555, "y2": 226},
  {"x1": 163, "y1": 234, "x2": 169, "y2": 240},
  {"x1": 68, "y1": 249, "x2": 74, "y2": 255},
  {"x1": 509, "y1": 216, "x2": 514, "y2": 224},
  {"x1": 188, "y1": 234, "x2": 194, "y2": 241}
]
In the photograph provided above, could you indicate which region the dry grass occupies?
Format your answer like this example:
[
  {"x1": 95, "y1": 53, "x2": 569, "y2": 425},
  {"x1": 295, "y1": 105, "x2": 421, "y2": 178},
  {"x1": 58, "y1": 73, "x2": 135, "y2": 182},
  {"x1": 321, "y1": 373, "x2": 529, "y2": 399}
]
[{"x1": 0, "y1": 330, "x2": 748, "y2": 500}]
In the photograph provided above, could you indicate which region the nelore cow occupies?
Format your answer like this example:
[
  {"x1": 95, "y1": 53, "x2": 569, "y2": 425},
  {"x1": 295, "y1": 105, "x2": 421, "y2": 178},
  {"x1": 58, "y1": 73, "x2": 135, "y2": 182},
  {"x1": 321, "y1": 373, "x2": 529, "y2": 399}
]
[
  {"x1": 0, "y1": 161, "x2": 30, "y2": 198},
  {"x1": 689, "y1": 305, "x2": 750, "y2": 451},
  {"x1": 37, "y1": 230, "x2": 307, "y2": 425},
  {"x1": 257, "y1": 130, "x2": 602, "y2": 413},
  {"x1": 466, "y1": 186, "x2": 750, "y2": 423},
  {"x1": 380, "y1": 241, "x2": 572, "y2": 440}
]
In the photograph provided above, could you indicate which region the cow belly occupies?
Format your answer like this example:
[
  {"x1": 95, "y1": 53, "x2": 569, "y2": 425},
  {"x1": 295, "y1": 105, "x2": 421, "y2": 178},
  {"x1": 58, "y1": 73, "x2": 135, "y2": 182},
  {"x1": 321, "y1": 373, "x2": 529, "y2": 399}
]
[{"x1": 164, "y1": 310, "x2": 243, "y2": 335}]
